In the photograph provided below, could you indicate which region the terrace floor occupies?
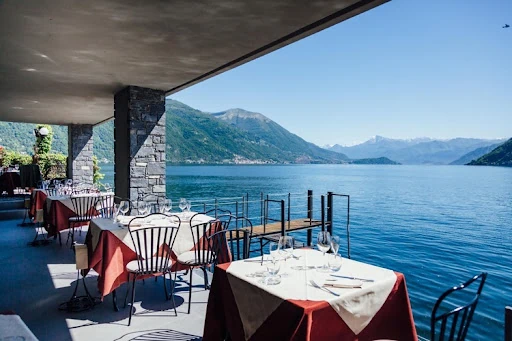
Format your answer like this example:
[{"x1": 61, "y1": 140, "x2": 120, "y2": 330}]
[{"x1": 0, "y1": 218, "x2": 208, "y2": 340}]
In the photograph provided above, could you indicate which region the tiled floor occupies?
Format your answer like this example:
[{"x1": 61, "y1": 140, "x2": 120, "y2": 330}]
[{"x1": 0, "y1": 218, "x2": 209, "y2": 340}]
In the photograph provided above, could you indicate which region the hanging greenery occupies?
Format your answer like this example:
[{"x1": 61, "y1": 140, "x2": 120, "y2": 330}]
[{"x1": 93, "y1": 155, "x2": 104, "y2": 184}]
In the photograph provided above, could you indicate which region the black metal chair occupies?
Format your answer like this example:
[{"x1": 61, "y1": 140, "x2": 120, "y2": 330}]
[
  {"x1": 202, "y1": 208, "x2": 232, "y2": 218},
  {"x1": 124, "y1": 213, "x2": 181, "y2": 325},
  {"x1": 176, "y1": 214, "x2": 231, "y2": 314},
  {"x1": 67, "y1": 194, "x2": 99, "y2": 246},
  {"x1": 431, "y1": 272, "x2": 487, "y2": 341}
]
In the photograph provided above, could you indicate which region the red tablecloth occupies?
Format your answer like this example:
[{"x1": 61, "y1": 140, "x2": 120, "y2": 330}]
[
  {"x1": 45, "y1": 199, "x2": 78, "y2": 237},
  {"x1": 203, "y1": 263, "x2": 417, "y2": 341},
  {"x1": 30, "y1": 190, "x2": 47, "y2": 218}
]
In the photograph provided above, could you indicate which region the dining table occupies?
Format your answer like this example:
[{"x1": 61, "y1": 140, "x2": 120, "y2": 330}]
[
  {"x1": 203, "y1": 248, "x2": 417, "y2": 341},
  {"x1": 30, "y1": 188, "x2": 48, "y2": 218},
  {"x1": 85, "y1": 212, "x2": 217, "y2": 309}
]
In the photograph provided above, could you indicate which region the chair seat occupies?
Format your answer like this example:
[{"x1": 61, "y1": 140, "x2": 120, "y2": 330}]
[
  {"x1": 177, "y1": 250, "x2": 213, "y2": 266},
  {"x1": 126, "y1": 257, "x2": 172, "y2": 274}
]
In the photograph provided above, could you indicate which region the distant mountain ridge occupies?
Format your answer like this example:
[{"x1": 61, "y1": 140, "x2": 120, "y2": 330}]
[
  {"x1": 449, "y1": 143, "x2": 503, "y2": 165},
  {"x1": 468, "y1": 138, "x2": 512, "y2": 167},
  {"x1": 327, "y1": 135, "x2": 506, "y2": 165}
]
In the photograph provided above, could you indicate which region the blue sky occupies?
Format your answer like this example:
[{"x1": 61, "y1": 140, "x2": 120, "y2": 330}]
[{"x1": 171, "y1": 0, "x2": 511, "y2": 146}]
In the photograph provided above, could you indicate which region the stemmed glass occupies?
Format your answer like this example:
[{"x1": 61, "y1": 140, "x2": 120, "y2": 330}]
[
  {"x1": 264, "y1": 242, "x2": 281, "y2": 285},
  {"x1": 119, "y1": 200, "x2": 130, "y2": 216},
  {"x1": 160, "y1": 198, "x2": 172, "y2": 215},
  {"x1": 111, "y1": 204, "x2": 120, "y2": 224},
  {"x1": 329, "y1": 236, "x2": 342, "y2": 272},
  {"x1": 278, "y1": 236, "x2": 294, "y2": 261},
  {"x1": 137, "y1": 202, "x2": 149, "y2": 216},
  {"x1": 316, "y1": 231, "x2": 331, "y2": 272},
  {"x1": 179, "y1": 198, "x2": 187, "y2": 213}
]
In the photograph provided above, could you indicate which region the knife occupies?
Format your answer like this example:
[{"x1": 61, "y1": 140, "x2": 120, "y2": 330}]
[{"x1": 330, "y1": 274, "x2": 375, "y2": 282}]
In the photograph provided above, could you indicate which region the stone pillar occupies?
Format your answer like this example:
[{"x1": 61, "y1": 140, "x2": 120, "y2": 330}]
[
  {"x1": 114, "y1": 86, "x2": 166, "y2": 207},
  {"x1": 67, "y1": 124, "x2": 94, "y2": 186}
]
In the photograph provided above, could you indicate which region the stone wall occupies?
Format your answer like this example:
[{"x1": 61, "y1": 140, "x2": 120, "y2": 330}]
[
  {"x1": 114, "y1": 86, "x2": 166, "y2": 207},
  {"x1": 67, "y1": 124, "x2": 94, "y2": 185}
]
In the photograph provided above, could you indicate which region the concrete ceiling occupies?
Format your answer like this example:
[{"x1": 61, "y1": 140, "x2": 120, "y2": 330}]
[{"x1": 0, "y1": 0, "x2": 388, "y2": 125}]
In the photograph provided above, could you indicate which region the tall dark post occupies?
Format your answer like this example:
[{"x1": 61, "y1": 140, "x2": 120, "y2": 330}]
[
  {"x1": 321, "y1": 195, "x2": 325, "y2": 232},
  {"x1": 506, "y1": 306, "x2": 512, "y2": 341},
  {"x1": 307, "y1": 190, "x2": 313, "y2": 246},
  {"x1": 327, "y1": 191, "x2": 333, "y2": 235},
  {"x1": 280, "y1": 200, "x2": 285, "y2": 236}
]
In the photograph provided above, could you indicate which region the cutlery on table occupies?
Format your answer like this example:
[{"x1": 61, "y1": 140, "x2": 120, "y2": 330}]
[
  {"x1": 330, "y1": 274, "x2": 374, "y2": 282},
  {"x1": 309, "y1": 279, "x2": 340, "y2": 297}
]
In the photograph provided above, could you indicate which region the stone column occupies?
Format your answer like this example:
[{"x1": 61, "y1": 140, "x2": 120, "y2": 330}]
[
  {"x1": 114, "y1": 86, "x2": 166, "y2": 207},
  {"x1": 67, "y1": 124, "x2": 94, "y2": 186}
]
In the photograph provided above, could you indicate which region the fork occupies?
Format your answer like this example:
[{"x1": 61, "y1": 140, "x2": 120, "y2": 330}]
[{"x1": 310, "y1": 279, "x2": 340, "y2": 297}]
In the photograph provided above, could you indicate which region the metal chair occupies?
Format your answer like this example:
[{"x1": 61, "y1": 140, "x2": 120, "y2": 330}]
[
  {"x1": 124, "y1": 213, "x2": 181, "y2": 325},
  {"x1": 27, "y1": 209, "x2": 50, "y2": 246},
  {"x1": 431, "y1": 272, "x2": 487, "y2": 341},
  {"x1": 67, "y1": 194, "x2": 99, "y2": 246},
  {"x1": 176, "y1": 214, "x2": 231, "y2": 314}
]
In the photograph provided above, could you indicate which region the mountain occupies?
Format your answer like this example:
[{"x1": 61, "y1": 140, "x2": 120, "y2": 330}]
[
  {"x1": 210, "y1": 107, "x2": 349, "y2": 164},
  {"x1": 167, "y1": 101, "x2": 349, "y2": 164},
  {"x1": 467, "y1": 138, "x2": 512, "y2": 167},
  {"x1": 327, "y1": 136, "x2": 505, "y2": 165},
  {"x1": 449, "y1": 143, "x2": 503, "y2": 165}
]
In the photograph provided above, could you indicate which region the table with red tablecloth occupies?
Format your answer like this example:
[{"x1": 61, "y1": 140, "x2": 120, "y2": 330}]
[
  {"x1": 86, "y1": 213, "x2": 217, "y2": 298},
  {"x1": 203, "y1": 249, "x2": 417, "y2": 341},
  {"x1": 44, "y1": 195, "x2": 80, "y2": 237},
  {"x1": 30, "y1": 189, "x2": 47, "y2": 218}
]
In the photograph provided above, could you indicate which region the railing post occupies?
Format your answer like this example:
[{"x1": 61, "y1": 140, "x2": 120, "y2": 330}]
[
  {"x1": 287, "y1": 193, "x2": 291, "y2": 230},
  {"x1": 346, "y1": 195, "x2": 350, "y2": 259},
  {"x1": 214, "y1": 198, "x2": 218, "y2": 218},
  {"x1": 321, "y1": 195, "x2": 325, "y2": 232},
  {"x1": 327, "y1": 191, "x2": 333, "y2": 236},
  {"x1": 506, "y1": 306, "x2": 512, "y2": 341},
  {"x1": 307, "y1": 190, "x2": 313, "y2": 246},
  {"x1": 260, "y1": 192, "x2": 263, "y2": 225},
  {"x1": 280, "y1": 199, "x2": 285, "y2": 236}
]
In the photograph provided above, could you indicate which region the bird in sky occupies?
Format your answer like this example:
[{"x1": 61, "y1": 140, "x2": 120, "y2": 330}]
[{"x1": 503, "y1": 24, "x2": 510, "y2": 28}]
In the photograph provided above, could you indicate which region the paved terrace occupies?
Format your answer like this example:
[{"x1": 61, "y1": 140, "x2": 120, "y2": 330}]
[{"x1": 0, "y1": 218, "x2": 208, "y2": 341}]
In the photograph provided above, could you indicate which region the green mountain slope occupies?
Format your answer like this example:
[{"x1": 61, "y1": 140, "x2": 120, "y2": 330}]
[
  {"x1": 467, "y1": 138, "x2": 512, "y2": 167},
  {"x1": 449, "y1": 143, "x2": 502, "y2": 165},
  {"x1": 350, "y1": 157, "x2": 399, "y2": 165},
  {"x1": 211, "y1": 108, "x2": 349, "y2": 163},
  {"x1": 0, "y1": 122, "x2": 67, "y2": 155}
]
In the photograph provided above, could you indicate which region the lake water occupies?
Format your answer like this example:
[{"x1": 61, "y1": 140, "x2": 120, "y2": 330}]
[{"x1": 100, "y1": 164, "x2": 512, "y2": 340}]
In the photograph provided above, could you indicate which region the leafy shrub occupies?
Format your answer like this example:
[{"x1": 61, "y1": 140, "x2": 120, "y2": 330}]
[
  {"x1": 38, "y1": 153, "x2": 67, "y2": 179},
  {"x1": 93, "y1": 156, "x2": 104, "y2": 184},
  {"x1": 1, "y1": 150, "x2": 32, "y2": 167},
  {"x1": 35, "y1": 124, "x2": 53, "y2": 154}
]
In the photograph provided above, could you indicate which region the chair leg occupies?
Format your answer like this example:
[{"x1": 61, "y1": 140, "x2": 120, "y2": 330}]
[
  {"x1": 163, "y1": 274, "x2": 169, "y2": 300},
  {"x1": 128, "y1": 275, "x2": 136, "y2": 326},
  {"x1": 171, "y1": 271, "x2": 178, "y2": 316},
  {"x1": 201, "y1": 266, "x2": 209, "y2": 290},
  {"x1": 58, "y1": 232, "x2": 62, "y2": 246},
  {"x1": 124, "y1": 273, "x2": 131, "y2": 308},
  {"x1": 188, "y1": 269, "x2": 193, "y2": 314}
]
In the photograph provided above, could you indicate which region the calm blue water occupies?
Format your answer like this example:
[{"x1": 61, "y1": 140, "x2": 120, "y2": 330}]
[{"x1": 100, "y1": 164, "x2": 512, "y2": 340}]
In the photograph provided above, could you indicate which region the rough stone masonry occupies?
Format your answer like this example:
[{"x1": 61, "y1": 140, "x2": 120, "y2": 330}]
[{"x1": 114, "y1": 86, "x2": 166, "y2": 208}]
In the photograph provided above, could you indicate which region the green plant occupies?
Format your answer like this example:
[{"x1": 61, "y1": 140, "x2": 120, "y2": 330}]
[
  {"x1": 93, "y1": 155, "x2": 104, "y2": 184},
  {"x1": 1, "y1": 150, "x2": 32, "y2": 167},
  {"x1": 38, "y1": 153, "x2": 67, "y2": 179},
  {"x1": 35, "y1": 124, "x2": 53, "y2": 155}
]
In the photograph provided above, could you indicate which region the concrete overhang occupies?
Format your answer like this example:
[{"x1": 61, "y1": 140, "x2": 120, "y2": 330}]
[{"x1": 0, "y1": 0, "x2": 388, "y2": 125}]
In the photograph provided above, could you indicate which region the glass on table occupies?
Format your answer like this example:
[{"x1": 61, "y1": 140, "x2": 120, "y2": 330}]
[
  {"x1": 328, "y1": 253, "x2": 342, "y2": 272},
  {"x1": 263, "y1": 242, "x2": 282, "y2": 285},
  {"x1": 137, "y1": 202, "x2": 149, "y2": 216},
  {"x1": 179, "y1": 198, "x2": 187, "y2": 212},
  {"x1": 160, "y1": 198, "x2": 172, "y2": 214},
  {"x1": 278, "y1": 236, "x2": 294, "y2": 261},
  {"x1": 119, "y1": 200, "x2": 130, "y2": 216},
  {"x1": 330, "y1": 236, "x2": 340, "y2": 255},
  {"x1": 316, "y1": 231, "x2": 331, "y2": 272},
  {"x1": 111, "y1": 204, "x2": 120, "y2": 224}
]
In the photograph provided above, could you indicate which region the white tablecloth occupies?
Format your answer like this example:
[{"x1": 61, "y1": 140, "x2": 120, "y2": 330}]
[{"x1": 226, "y1": 249, "x2": 397, "y2": 339}]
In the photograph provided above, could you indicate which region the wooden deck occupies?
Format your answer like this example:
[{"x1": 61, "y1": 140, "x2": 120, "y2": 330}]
[{"x1": 246, "y1": 218, "x2": 329, "y2": 237}]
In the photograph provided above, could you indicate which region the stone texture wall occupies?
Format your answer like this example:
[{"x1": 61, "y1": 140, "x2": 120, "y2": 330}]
[
  {"x1": 68, "y1": 124, "x2": 94, "y2": 185},
  {"x1": 114, "y1": 86, "x2": 166, "y2": 207}
]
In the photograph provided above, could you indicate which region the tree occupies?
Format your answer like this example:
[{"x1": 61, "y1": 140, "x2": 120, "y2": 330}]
[{"x1": 35, "y1": 124, "x2": 53, "y2": 154}]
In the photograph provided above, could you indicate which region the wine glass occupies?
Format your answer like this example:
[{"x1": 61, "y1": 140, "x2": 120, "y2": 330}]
[
  {"x1": 179, "y1": 198, "x2": 187, "y2": 213},
  {"x1": 14, "y1": 164, "x2": 19, "y2": 171},
  {"x1": 119, "y1": 200, "x2": 130, "y2": 216},
  {"x1": 111, "y1": 204, "x2": 120, "y2": 224},
  {"x1": 264, "y1": 242, "x2": 281, "y2": 285},
  {"x1": 330, "y1": 236, "x2": 340, "y2": 255},
  {"x1": 137, "y1": 202, "x2": 149, "y2": 216},
  {"x1": 160, "y1": 198, "x2": 172, "y2": 214},
  {"x1": 185, "y1": 200, "x2": 191, "y2": 213},
  {"x1": 316, "y1": 231, "x2": 331, "y2": 272},
  {"x1": 278, "y1": 236, "x2": 294, "y2": 261}
]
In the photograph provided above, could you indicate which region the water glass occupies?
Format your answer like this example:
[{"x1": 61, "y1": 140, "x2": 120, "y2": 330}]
[
  {"x1": 264, "y1": 242, "x2": 282, "y2": 285},
  {"x1": 328, "y1": 253, "x2": 342, "y2": 272},
  {"x1": 179, "y1": 198, "x2": 187, "y2": 212},
  {"x1": 278, "y1": 236, "x2": 294, "y2": 261},
  {"x1": 111, "y1": 204, "x2": 120, "y2": 224}
]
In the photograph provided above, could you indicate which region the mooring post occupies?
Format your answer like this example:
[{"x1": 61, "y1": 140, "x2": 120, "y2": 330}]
[
  {"x1": 307, "y1": 190, "x2": 313, "y2": 246},
  {"x1": 327, "y1": 191, "x2": 333, "y2": 236},
  {"x1": 506, "y1": 306, "x2": 512, "y2": 341}
]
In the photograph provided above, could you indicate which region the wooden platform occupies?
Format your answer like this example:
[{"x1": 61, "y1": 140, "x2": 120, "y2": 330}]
[{"x1": 247, "y1": 218, "x2": 329, "y2": 237}]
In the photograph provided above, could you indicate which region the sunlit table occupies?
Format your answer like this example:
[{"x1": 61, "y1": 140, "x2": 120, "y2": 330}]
[{"x1": 203, "y1": 249, "x2": 417, "y2": 341}]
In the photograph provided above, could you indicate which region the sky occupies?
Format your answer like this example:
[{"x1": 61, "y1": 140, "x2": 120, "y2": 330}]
[{"x1": 170, "y1": 0, "x2": 512, "y2": 146}]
